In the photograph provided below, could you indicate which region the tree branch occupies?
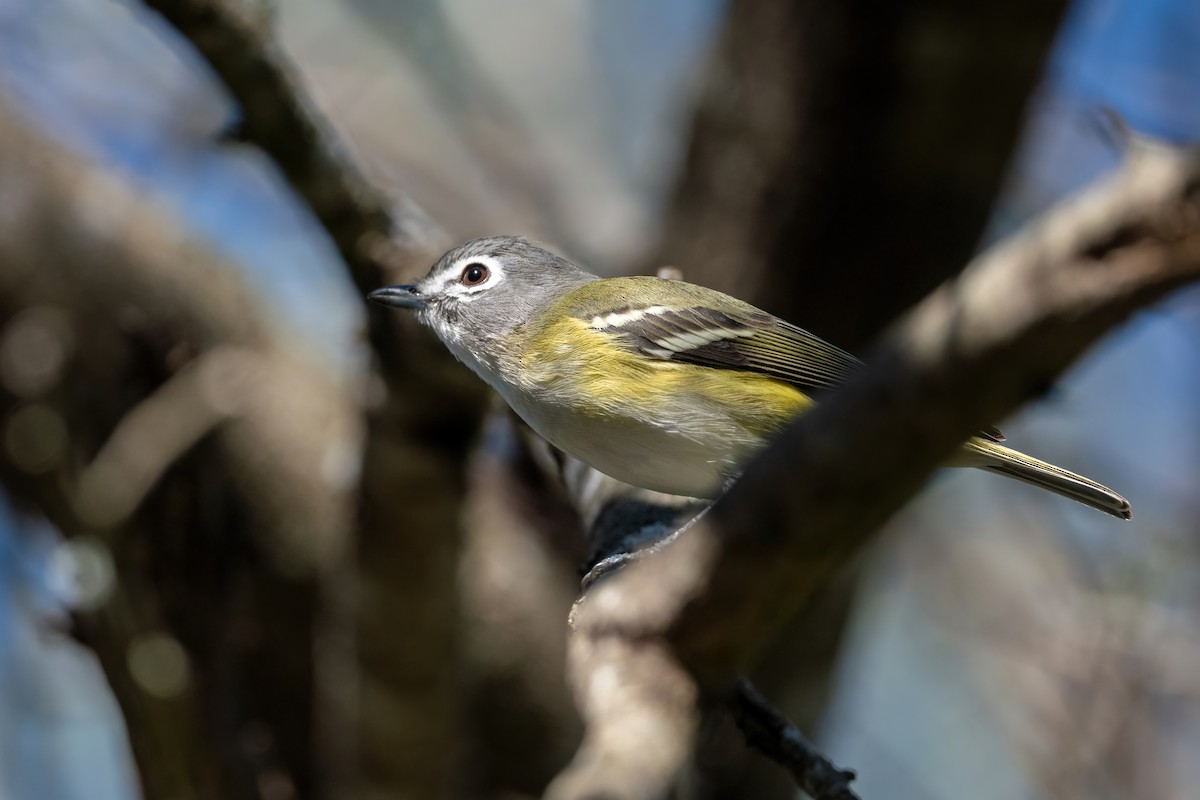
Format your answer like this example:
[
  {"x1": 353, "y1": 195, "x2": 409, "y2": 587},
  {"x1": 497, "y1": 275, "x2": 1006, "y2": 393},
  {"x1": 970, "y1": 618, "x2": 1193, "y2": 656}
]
[
  {"x1": 0, "y1": 104, "x2": 356, "y2": 798},
  {"x1": 555, "y1": 146, "x2": 1200, "y2": 797},
  {"x1": 731, "y1": 679, "x2": 858, "y2": 800},
  {"x1": 134, "y1": 2, "x2": 491, "y2": 796},
  {"x1": 0, "y1": 107, "x2": 356, "y2": 572},
  {"x1": 139, "y1": 0, "x2": 443, "y2": 287},
  {"x1": 555, "y1": 458, "x2": 858, "y2": 798},
  {"x1": 670, "y1": 145, "x2": 1200, "y2": 681}
]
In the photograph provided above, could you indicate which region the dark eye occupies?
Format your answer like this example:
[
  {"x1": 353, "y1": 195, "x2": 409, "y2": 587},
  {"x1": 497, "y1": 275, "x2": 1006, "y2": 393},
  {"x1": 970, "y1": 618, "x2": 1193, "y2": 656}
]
[{"x1": 460, "y1": 263, "x2": 490, "y2": 286}]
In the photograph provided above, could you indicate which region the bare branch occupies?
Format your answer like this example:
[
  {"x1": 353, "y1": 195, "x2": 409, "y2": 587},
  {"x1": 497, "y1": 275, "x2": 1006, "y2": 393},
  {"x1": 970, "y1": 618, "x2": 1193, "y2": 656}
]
[
  {"x1": 139, "y1": 0, "x2": 445, "y2": 286},
  {"x1": 130, "y1": 3, "x2": 493, "y2": 796},
  {"x1": 544, "y1": 636, "x2": 699, "y2": 800},
  {"x1": 558, "y1": 464, "x2": 858, "y2": 798},
  {"x1": 0, "y1": 106, "x2": 357, "y2": 571},
  {"x1": 731, "y1": 679, "x2": 858, "y2": 800},
  {"x1": 669, "y1": 145, "x2": 1200, "y2": 679},
  {"x1": 73, "y1": 348, "x2": 241, "y2": 529},
  {"x1": 556, "y1": 147, "x2": 1200, "y2": 797},
  {"x1": 0, "y1": 103, "x2": 359, "y2": 797}
]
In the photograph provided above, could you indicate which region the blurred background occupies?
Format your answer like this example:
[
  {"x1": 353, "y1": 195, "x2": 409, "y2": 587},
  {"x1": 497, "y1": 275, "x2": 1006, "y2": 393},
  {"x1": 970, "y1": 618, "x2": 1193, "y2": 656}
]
[{"x1": 0, "y1": 0, "x2": 1198, "y2": 798}]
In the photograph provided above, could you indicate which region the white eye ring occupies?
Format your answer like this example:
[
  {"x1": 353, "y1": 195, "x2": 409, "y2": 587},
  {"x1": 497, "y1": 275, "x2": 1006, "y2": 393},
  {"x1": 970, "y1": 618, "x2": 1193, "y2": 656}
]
[
  {"x1": 460, "y1": 262, "x2": 490, "y2": 286},
  {"x1": 447, "y1": 254, "x2": 505, "y2": 294}
]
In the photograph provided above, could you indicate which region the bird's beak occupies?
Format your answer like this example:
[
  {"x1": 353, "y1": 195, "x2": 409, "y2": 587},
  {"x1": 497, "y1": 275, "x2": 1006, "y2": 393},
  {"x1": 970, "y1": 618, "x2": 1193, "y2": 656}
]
[{"x1": 367, "y1": 285, "x2": 426, "y2": 310}]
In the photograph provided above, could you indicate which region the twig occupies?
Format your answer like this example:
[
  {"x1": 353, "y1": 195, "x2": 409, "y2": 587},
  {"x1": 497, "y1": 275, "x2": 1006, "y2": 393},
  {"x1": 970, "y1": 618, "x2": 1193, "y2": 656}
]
[
  {"x1": 73, "y1": 348, "x2": 251, "y2": 528},
  {"x1": 731, "y1": 679, "x2": 858, "y2": 800},
  {"x1": 0, "y1": 106, "x2": 356, "y2": 571}
]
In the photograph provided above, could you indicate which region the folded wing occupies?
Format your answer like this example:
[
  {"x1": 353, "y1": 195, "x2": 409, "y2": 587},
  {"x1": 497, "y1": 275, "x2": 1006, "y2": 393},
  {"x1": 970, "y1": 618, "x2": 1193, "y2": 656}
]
[{"x1": 589, "y1": 301, "x2": 1005, "y2": 442}]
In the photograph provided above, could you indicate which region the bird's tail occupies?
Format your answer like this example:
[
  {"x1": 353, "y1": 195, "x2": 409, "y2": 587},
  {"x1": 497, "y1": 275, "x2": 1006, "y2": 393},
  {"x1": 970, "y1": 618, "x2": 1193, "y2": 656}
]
[{"x1": 962, "y1": 439, "x2": 1132, "y2": 520}]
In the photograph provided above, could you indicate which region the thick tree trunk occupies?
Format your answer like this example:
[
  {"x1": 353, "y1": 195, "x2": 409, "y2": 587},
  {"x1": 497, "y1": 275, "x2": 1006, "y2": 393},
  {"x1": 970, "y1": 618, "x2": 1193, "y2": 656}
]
[{"x1": 651, "y1": 0, "x2": 1068, "y2": 347}]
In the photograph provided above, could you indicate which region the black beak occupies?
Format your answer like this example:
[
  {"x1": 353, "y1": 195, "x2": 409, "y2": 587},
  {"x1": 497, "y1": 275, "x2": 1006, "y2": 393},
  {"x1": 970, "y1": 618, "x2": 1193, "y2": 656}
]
[{"x1": 367, "y1": 285, "x2": 425, "y2": 310}]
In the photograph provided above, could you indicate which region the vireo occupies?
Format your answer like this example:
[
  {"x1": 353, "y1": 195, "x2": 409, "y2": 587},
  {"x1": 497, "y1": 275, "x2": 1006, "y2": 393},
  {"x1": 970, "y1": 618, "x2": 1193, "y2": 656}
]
[{"x1": 368, "y1": 236, "x2": 1131, "y2": 520}]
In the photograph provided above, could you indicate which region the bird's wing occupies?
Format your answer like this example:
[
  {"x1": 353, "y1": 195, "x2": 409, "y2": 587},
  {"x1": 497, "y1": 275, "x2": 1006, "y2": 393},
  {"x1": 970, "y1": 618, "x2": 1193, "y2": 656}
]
[
  {"x1": 589, "y1": 302, "x2": 858, "y2": 391},
  {"x1": 588, "y1": 299, "x2": 1006, "y2": 442}
]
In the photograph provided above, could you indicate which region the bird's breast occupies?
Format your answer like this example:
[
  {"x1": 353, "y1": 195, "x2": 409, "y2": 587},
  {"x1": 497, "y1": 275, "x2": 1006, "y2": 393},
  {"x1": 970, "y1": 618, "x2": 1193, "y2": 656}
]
[{"x1": 504, "y1": 348, "x2": 810, "y2": 497}]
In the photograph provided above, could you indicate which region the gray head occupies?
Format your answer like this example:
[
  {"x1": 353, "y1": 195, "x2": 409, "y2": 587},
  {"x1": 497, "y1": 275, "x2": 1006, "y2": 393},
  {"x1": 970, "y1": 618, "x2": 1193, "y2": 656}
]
[{"x1": 368, "y1": 235, "x2": 597, "y2": 371}]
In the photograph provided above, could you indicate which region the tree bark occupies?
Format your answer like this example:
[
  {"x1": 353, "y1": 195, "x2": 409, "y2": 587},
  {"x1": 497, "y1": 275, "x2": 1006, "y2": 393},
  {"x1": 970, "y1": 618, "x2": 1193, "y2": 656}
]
[
  {"x1": 554, "y1": 144, "x2": 1200, "y2": 799},
  {"x1": 650, "y1": 0, "x2": 1069, "y2": 347}
]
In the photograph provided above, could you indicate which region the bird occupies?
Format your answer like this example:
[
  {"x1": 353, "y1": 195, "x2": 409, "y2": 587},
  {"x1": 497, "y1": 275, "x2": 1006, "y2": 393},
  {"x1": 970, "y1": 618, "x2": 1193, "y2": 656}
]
[{"x1": 368, "y1": 235, "x2": 1131, "y2": 520}]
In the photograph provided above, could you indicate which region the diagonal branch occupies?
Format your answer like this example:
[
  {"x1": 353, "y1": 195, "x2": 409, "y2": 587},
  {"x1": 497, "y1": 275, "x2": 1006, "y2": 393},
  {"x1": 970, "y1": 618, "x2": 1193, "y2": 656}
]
[
  {"x1": 555, "y1": 146, "x2": 1200, "y2": 797},
  {"x1": 667, "y1": 145, "x2": 1200, "y2": 681},
  {"x1": 139, "y1": 0, "x2": 443, "y2": 287},
  {"x1": 731, "y1": 679, "x2": 858, "y2": 800},
  {"x1": 0, "y1": 107, "x2": 356, "y2": 571}
]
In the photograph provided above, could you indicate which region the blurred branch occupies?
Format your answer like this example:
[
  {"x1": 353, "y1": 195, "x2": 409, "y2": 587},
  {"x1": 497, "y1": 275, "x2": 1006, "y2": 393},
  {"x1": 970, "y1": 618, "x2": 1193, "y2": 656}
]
[
  {"x1": 0, "y1": 107, "x2": 355, "y2": 572},
  {"x1": 553, "y1": 461, "x2": 857, "y2": 799},
  {"x1": 548, "y1": 630, "x2": 699, "y2": 800},
  {"x1": 649, "y1": 0, "x2": 1069, "y2": 348},
  {"x1": 554, "y1": 147, "x2": 1200, "y2": 798},
  {"x1": 73, "y1": 347, "x2": 241, "y2": 529},
  {"x1": 140, "y1": 0, "x2": 443, "y2": 288},
  {"x1": 135, "y1": 2, "x2": 492, "y2": 797},
  {"x1": 0, "y1": 104, "x2": 356, "y2": 797},
  {"x1": 731, "y1": 679, "x2": 857, "y2": 800}
]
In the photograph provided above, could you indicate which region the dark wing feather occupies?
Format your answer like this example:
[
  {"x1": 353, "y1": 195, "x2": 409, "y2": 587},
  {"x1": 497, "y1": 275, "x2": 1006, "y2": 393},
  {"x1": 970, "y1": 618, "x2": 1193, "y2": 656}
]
[
  {"x1": 592, "y1": 305, "x2": 858, "y2": 393},
  {"x1": 590, "y1": 303, "x2": 1006, "y2": 441}
]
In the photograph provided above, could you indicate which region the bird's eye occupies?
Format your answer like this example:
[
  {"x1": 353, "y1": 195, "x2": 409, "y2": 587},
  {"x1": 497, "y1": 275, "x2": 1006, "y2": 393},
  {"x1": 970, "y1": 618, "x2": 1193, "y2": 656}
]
[{"x1": 460, "y1": 263, "x2": 490, "y2": 287}]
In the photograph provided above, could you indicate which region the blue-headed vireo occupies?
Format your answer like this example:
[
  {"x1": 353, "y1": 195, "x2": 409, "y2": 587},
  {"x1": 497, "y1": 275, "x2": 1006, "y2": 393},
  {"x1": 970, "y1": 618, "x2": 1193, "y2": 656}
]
[{"x1": 368, "y1": 236, "x2": 1131, "y2": 519}]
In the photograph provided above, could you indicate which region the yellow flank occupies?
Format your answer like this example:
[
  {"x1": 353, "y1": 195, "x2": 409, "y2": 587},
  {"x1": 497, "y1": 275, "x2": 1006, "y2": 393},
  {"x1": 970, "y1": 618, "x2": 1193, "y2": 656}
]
[{"x1": 516, "y1": 312, "x2": 812, "y2": 441}]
